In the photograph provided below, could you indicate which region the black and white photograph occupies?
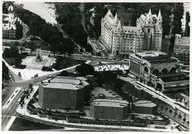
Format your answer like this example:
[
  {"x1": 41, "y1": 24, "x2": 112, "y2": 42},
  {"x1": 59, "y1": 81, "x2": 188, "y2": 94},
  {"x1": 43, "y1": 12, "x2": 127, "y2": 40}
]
[{"x1": 1, "y1": 0, "x2": 190, "y2": 132}]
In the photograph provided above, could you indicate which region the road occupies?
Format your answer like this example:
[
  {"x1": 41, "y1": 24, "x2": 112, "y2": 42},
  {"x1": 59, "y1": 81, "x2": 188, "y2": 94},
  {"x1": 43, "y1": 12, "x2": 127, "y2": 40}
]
[
  {"x1": 1, "y1": 73, "x2": 51, "y2": 130},
  {"x1": 1, "y1": 58, "x2": 88, "y2": 131},
  {"x1": 2, "y1": 45, "x2": 118, "y2": 63},
  {"x1": 1, "y1": 52, "x2": 127, "y2": 130}
]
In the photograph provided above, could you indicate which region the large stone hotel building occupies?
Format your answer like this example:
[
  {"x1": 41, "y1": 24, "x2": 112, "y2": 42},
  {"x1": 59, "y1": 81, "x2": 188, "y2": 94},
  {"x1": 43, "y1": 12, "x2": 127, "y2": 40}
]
[{"x1": 100, "y1": 9, "x2": 163, "y2": 57}]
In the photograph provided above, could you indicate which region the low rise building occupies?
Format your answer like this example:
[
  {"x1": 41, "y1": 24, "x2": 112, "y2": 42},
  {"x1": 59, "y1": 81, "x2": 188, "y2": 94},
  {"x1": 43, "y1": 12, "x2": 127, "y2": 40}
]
[
  {"x1": 129, "y1": 51, "x2": 189, "y2": 93},
  {"x1": 118, "y1": 77, "x2": 189, "y2": 129},
  {"x1": 150, "y1": 73, "x2": 189, "y2": 93},
  {"x1": 174, "y1": 34, "x2": 190, "y2": 65},
  {"x1": 129, "y1": 51, "x2": 178, "y2": 82},
  {"x1": 133, "y1": 100, "x2": 157, "y2": 115},
  {"x1": 90, "y1": 99, "x2": 129, "y2": 120},
  {"x1": 38, "y1": 76, "x2": 90, "y2": 110}
]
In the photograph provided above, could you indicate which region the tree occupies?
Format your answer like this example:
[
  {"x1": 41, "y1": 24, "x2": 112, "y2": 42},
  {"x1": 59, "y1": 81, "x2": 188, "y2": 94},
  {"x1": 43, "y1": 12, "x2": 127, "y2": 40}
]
[
  {"x1": 62, "y1": 38, "x2": 75, "y2": 54},
  {"x1": 14, "y1": 41, "x2": 20, "y2": 46},
  {"x1": 3, "y1": 1, "x2": 14, "y2": 14},
  {"x1": 3, "y1": 48, "x2": 11, "y2": 58},
  {"x1": 171, "y1": 3, "x2": 184, "y2": 35},
  {"x1": 2, "y1": 61, "x2": 10, "y2": 81},
  {"x1": 58, "y1": 71, "x2": 70, "y2": 76},
  {"x1": 19, "y1": 46, "x2": 25, "y2": 53},
  {"x1": 75, "y1": 63, "x2": 95, "y2": 76},
  {"x1": 169, "y1": 35, "x2": 175, "y2": 56},
  {"x1": 49, "y1": 34, "x2": 63, "y2": 56},
  {"x1": 14, "y1": 5, "x2": 67, "y2": 54},
  {"x1": 185, "y1": 12, "x2": 190, "y2": 36},
  {"x1": 28, "y1": 41, "x2": 37, "y2": 55},
  {"x1": 10, "y1": 45, "x2": 19, "y2": 57},
  {"x1": 15, "y1": 21, "x2": 23, "y2": 39},
  {"x1": 55, "y1": 3, "x2": 88, "y2": 49}
]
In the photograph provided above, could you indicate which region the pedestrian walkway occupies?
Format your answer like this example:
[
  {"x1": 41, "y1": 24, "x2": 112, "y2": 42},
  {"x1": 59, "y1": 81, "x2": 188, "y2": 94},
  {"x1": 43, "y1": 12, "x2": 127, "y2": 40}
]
[
  {"x1": 3, "y1": 58, "x2": 91, "y2": 83},
  {"x1": 4, "y1": 116, "x2": 17, "y2": 131},
  {"x1": 3, "y1": 87, "x2": 22, "y2": 109}
]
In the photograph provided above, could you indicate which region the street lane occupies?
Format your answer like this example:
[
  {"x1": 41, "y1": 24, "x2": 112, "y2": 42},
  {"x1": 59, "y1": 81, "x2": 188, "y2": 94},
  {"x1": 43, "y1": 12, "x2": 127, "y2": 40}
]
[{"x1": 1, "y1": 60, "x2": 90, "y2": 130}]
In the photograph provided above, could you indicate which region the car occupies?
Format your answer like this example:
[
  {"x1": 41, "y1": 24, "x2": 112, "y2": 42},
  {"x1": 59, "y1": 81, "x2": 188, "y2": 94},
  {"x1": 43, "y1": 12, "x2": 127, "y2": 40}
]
[{"x1": 17, "y1": 97, "x2": 21, "y2": 103}]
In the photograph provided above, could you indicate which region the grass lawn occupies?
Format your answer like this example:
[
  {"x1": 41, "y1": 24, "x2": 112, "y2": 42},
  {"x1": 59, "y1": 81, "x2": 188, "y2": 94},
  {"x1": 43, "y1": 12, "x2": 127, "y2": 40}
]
[
  {"x1": 9, "y1": 117, "x2": 64, "y2": 131},
  {"x1": 52, "y1": 58, "x2": 85, "y2": 70},
  {"x1": 4, "y1": 58, "x2": 18, "y2": 66}
]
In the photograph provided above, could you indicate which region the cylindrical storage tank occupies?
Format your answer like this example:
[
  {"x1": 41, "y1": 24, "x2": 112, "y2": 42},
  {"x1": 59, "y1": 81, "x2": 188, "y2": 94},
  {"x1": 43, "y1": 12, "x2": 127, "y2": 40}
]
[
  {"x1": 90, "y1": 99, "x2": 129, "y2": 120},
  {"x1": 133, "y1": 100, "x2": 157, "y2": 114}
]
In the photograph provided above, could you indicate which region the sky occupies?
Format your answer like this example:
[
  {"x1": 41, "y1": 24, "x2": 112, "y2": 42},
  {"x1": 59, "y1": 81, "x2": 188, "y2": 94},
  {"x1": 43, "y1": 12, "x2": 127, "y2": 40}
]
[{"x1": 15, "y1": 2, "x2": 57, "y2": 24}]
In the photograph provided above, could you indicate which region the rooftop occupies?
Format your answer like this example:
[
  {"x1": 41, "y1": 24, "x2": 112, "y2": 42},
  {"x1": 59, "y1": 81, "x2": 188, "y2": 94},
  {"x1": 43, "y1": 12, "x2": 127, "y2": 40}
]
[
  {"x1": 132, "y1": 51, "x2": 178, "y2": 63},
  {"x1": 136, "y1": 51, "x2": 167, "y2": 58},
  {"x1": 91, "y1": 87, "x2": 122, "y2": 99},
  {"x1": 175, "y1": 37, "x2": 190, "y2": 47},
  {"x1": 134, "y1": 100, "x2": 156, "y2": 107},
  {"x1": 41, "y1": 83, "x2": 83, "y2": 90},
  {"x1": 92, "y1": 99, "x2": 129, "y2": 107},
  {"x1": 164, "y1": 85, "x2": 189, "y2": 92},
  {"x1": 157, "y1": 73, "x2": 189, "y2": 82},
  {"x1": 41, "y1": 76, "x2": 89, "y2": 90}
]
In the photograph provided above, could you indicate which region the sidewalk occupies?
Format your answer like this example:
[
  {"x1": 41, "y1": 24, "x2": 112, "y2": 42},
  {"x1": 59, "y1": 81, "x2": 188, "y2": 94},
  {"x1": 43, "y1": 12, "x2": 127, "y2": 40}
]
[{"x1": 3, "y1": 58, "x2": 91, "y2": 83}]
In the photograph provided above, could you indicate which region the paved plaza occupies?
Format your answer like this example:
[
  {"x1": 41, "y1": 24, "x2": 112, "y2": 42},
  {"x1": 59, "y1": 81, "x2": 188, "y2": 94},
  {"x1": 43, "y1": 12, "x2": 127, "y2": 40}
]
[{"x1": 22, "y1": 56, "x2": 56, "y2": 70}]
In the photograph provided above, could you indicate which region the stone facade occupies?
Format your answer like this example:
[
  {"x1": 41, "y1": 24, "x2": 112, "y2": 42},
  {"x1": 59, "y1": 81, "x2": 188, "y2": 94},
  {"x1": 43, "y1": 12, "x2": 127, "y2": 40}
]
[
  {"x1": 129, "y1": 51, "x2": 178, "y2": 82},
  {"x1": 100, "y1": 9, "x2": 163, "y2": 57},
  {"x1": 2, "y1": 5, "x2": 25, "y2": 39}
]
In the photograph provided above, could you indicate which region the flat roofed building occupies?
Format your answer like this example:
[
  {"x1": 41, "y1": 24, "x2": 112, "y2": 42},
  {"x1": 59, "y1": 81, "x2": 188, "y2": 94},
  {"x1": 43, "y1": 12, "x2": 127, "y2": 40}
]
[
  {"x1": 150, "y1": 73, "x2": 189, "y2": 93},
  {"x1": 38, "y1": 76, "x2": 90, "y2": 110},
  {"x1": 129, "y1": 51, "x2": 178, "y2": 82},
  {"x1": 129, "y1": 51, "x2": 188, "y2": 93},
  {"x1": 133, "y1": 100, "x2": 157, "y2": 114},
  {"x1": 174, "y1": 35, "x2": 190, "y2": 65},
  {"x1": 118, "y1": 76, "x2": 189, "y2": 129},
  {"x1": 90, "y1": 99, "x2": 129, "y2": 120}
]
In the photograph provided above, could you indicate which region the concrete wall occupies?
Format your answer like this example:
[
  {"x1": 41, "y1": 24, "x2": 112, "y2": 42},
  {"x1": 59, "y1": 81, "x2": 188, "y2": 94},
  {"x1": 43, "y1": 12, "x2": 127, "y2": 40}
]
[
  {"x1": 157, "y1": 102, "x2": 189, "y2": 128},
  {"x1": 38, "y1": 85, "x2": 85, "y2": 110},
  {"x1": 119, "y1": 79, "x2": 189, "y2": 129},
  {"x1": 133, "y1": 105, "x2": 157, "y2": 115},
  {"x1": 151, "y1": 62, "x2": 177, "y2": 73},
  {"x1": 91, "y1": 104, "x2": 129, "y2": 120}
]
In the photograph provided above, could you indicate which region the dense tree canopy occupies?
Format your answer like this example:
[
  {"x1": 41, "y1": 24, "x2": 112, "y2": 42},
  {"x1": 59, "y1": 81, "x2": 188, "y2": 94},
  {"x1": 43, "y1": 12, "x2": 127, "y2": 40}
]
[
  {"x1": 55, "y1": 3, "x2": 88, "y2": 48},
  {"x1": 3, "y1": 48, "x2": 11, "y2": 58},
  {"x1": 75, "y1": 63, "x2": 95, "y2": 76},
  {"x1": 3, "y1": 46, "x2": 19, "y2": 58},
  {"x1": 2, "y1": 62, "x2": 10, "y2": 81},
  {"x1": 171, "y1": 4, "x2": 183, "y2": 35},
  {"x1": 13, "y1": 4, "x2": 75, "y2": 55}
]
